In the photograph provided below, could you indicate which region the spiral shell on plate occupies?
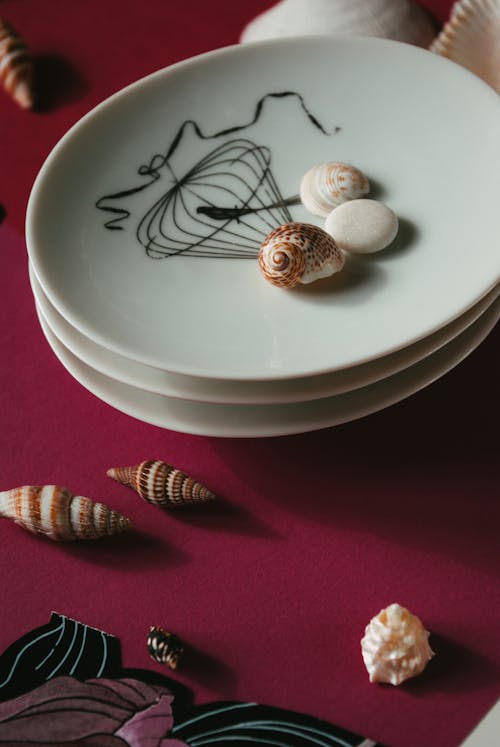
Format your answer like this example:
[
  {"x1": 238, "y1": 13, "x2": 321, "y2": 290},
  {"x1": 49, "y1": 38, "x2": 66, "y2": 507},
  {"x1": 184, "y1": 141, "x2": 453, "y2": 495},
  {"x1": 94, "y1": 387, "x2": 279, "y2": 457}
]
[
  {"x1": 258, "y1": 222, "x2": 345, "y2": 288},
  {"x1": 107, "y1": 460, "x2": 217, "y2": 508},
  {"x1": 0, "y1": 485, "x2": 131, "y2": 541},
  {"x1": 0, "y1": 17, "x2": 34, "y2": 109},
  {"x1": 361, "y1": 603, "x2": 434, "y2": 685},
  {"x1": 430, "y1": 0, "x2": 500, "y2": 93},
  {"x1": 300, "y1": 162, "x2": 370, "y2": 218}
]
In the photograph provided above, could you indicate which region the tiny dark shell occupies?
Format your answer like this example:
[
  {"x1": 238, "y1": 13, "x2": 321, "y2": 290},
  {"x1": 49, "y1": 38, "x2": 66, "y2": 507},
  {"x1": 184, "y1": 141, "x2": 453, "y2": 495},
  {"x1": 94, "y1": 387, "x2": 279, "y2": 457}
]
[{"x1": 147, "y1": 626, "x2": 184, "y2": 670}]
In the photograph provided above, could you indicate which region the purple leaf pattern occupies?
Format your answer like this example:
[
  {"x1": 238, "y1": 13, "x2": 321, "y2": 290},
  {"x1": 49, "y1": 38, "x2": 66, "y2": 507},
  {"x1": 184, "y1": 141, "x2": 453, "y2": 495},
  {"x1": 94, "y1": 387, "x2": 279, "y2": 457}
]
[{"x1": 0, "y1": 675, "x2": 187, "y2": 747}]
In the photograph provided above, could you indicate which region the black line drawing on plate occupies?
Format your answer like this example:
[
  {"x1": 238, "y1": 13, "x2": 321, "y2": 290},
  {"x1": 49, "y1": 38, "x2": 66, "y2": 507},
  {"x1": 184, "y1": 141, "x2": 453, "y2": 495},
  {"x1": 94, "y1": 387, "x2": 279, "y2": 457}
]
[{"x1": 95, "y1": 92, "x2": 336, "y2": 260}]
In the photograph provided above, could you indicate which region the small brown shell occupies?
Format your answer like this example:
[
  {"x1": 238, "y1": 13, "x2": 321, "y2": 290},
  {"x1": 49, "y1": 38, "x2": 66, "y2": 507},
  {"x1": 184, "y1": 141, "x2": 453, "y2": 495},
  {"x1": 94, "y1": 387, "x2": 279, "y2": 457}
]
[
  {"x1": 147, "y1": 626, "x2": 184, "y2": 670},
  {"x1": 0, "y1": 17, "x2": 34, "y2": 109},
  {"x1": 258, "y1": 222, "x2": 344, "y2": 288},
  {"x1": 0, "y1": 485, "x2": 131, "y2": 541},
  {"x1": 107, "y1": 460, "x2": 217, "y2": 508}
]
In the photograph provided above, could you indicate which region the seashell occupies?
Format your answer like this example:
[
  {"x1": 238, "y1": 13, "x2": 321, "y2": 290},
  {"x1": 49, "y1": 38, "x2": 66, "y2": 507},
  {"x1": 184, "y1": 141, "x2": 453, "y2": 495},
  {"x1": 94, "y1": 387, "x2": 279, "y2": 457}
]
[
  {"x1": 324, "y1": 199, "x2": 399, "y2": 254},
  {"x1": 0, "y1": 485, "x2": 131, "y2": 541},
  {"x1": 430, "y1": 0, "x2": 500, "y2": 93},
  {"x1": 240, "y1": 0, "x2": 436, "y2": 47},
  {"x1": 361, "y1": 603, "x2": 435, "y2": 685},
  {"x1": 147, "y1": 626, "x2": 184, "y2": 670},
  {"x1": 258, "y1": 222, "x2": 345, "y2": 288},
  {"x1": 107, "y1": 460, "x2": 217, "y2": 508},
  {"x1": 0, "y1": 17, "x2": 35, "y2": 109},
  {"x1": 300, "y1": 162, "x2": 370, "y2": 218}
]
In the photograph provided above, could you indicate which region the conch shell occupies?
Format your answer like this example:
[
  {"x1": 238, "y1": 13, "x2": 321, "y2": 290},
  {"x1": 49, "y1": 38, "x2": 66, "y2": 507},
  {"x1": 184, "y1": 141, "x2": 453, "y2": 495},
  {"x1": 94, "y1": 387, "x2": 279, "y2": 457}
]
[
  {"x1": 258, "y1": 222, "x2": 344, "y2": 288},
  {"x1": 0, "y1": 485, "x2": 131, "y2": 541},
  {"x1": 361, "y1": 603, "x2": 434, "y2": 685},
  {"x1": 107, "y1": 460, "x2": 217, "y2": 508},
  {"x1": 430, "y1": 0, "x2": 500, "y2": 93},
  {"x1": 300, "y1": 162, "x2": 370, "y2": 218},
  {"x1": 0, "y1": 17, "x2": 34, "y2": 108}
]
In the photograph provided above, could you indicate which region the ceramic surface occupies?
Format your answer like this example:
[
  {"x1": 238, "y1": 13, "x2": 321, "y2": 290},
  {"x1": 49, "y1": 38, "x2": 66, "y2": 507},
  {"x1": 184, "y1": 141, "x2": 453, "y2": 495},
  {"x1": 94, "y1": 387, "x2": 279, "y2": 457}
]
[
  {"x1": 30, "y1": 264, "x2": 499, "y2": 405},
  {"x1": 27, "y1": 37, "x2": 500, "y2": 380},
  {"x1": 35, "y1": 298, "x2": 499, "y2": 438}
]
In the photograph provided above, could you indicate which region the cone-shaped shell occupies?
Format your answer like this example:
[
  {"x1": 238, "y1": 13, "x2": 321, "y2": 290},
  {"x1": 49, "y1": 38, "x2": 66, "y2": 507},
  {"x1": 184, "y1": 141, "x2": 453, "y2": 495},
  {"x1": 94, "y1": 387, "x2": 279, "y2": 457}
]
[
  {"x1": 0, "y1": 485, "x2": 131, "y2": 541},
  {"x1": 258, "y1": 222, "x2": 344, "y2": 288},
  {"x1": 430, "y1": 0, "x2": 500, "y2": 93},
  {"x1": 0, "y1": 17, "x2": 35, "y2": 108},
  {"x1": 107, "y1": 460, "x2": 217, "y2": 508},
  {"x1": 361, "y1": 603, "x2": 434, "y2": 685},
  {"x1": 300, "y1": 162, "x2": 370, "y2": 218}
]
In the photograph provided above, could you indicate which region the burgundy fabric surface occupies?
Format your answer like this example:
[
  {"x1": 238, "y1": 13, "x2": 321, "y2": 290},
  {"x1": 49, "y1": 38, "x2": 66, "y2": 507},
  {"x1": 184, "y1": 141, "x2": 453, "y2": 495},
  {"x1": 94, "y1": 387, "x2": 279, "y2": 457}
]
[{"x1": 0, "y1": 2, "x2": 498, "y2": 746}]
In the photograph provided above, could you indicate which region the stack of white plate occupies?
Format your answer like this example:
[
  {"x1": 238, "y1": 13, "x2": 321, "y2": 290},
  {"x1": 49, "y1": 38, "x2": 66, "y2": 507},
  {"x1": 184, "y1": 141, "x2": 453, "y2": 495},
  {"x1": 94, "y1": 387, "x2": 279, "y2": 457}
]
[{"x1": 26, "y1": 37, "x2": 500, "y2": 438}]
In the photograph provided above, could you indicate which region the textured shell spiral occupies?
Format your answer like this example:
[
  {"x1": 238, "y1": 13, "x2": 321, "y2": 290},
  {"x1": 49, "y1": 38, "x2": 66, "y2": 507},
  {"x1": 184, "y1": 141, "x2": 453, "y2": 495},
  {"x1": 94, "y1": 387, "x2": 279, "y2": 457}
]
[
  {"x1": 361, "y1": 603, "x2": 434, "y2": 685},
  {"x1": 258, "y1": 222, "x2": 344, "y2": 288}
]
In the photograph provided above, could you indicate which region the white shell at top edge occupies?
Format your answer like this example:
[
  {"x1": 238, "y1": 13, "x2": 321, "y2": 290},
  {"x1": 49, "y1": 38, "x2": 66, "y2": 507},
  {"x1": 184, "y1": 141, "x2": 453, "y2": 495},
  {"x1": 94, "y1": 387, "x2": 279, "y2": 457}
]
[
  {"x1": 240, "y1": 0, "x2": 437, "y2": 47},
  {"x1": 430, "y1": 0, "x2": 500, "y2": 93},
  {"x1": 300, "y1": 162, "x2": 370, "y2": 218},
  {"x1": 361, "y1": 603, "x2": 435, "y2": 685}
]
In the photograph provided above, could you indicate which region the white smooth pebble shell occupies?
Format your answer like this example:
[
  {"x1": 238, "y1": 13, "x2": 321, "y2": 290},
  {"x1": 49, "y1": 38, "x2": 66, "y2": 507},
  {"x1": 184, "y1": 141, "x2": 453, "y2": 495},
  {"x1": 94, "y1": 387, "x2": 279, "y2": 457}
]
[
  {"x1": 325, "y1": 199, "x2": 398, "y2": 254},
  {"x1": 361, "y1": 603, "x2": 434, "y2": 685}
]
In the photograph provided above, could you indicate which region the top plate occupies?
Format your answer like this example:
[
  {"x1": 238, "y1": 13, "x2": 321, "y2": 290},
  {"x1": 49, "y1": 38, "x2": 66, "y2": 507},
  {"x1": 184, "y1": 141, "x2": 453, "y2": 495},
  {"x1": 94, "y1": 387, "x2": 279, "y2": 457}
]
[{"x1": 26, "y1": 36, "x2": 500, "y2": 380}]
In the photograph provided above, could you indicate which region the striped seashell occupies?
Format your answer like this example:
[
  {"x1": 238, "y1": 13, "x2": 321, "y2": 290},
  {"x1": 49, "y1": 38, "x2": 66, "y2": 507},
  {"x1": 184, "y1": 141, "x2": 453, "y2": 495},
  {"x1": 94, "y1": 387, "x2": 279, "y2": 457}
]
[
  {"x1": 0, "y1": 485, "x2": 131, "y2": 541},
  {"x1": 0, "y1": 17, "x2": 34, "y2": 109},
  {"x1": 107, "y1": 460, "x2": 217, "y2": 508},
  {"x1": 300, "y1": 162, "x2": 370, "y2": 218},
  {"x1": 361, "y1": 603, "x2": 434, "y2": 685},
  {"x1": 430, "y1": 0, "x2": 500, "y2": 93},
  {"x1": 258, "y1": 222, "x2": 345, "y2": 288}
]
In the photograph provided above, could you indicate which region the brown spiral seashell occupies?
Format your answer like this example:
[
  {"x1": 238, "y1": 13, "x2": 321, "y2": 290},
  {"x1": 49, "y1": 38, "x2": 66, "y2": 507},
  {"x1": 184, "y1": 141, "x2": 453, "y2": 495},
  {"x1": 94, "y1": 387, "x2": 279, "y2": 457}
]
[
  {"x1": 0, "y1": 17, "x2": 34, "y2": 109},
  {"x1": 258, "y1": 222, "x2": 344, "y2": 288},
  {"x1": 0, "y1": 485, "x2": 132, "y2": 541},
  {"x1": 107, "y1": 460, "x2": 217, "y2": 508}
]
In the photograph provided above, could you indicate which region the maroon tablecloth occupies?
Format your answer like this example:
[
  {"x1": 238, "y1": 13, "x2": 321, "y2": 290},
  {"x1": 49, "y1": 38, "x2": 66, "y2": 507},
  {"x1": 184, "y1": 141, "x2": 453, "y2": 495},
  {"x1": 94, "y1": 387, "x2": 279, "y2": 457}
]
[{"x1": 0, "y1": 2, "x2": 498, "y2": 746}]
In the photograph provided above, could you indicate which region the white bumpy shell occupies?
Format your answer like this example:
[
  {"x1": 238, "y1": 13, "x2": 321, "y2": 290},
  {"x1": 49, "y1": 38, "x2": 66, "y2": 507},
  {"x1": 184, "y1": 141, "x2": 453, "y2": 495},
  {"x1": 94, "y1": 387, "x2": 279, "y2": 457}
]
[{"x1": 361, "y1": 603, "x2": 434, "y2": 685}]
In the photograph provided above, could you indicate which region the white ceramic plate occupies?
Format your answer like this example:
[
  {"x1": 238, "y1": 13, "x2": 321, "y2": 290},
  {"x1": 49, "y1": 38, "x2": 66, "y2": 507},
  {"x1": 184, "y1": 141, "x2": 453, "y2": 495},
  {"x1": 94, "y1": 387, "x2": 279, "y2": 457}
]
[
  {"x1": 35, "y1": 297, "x2": 499, "y2": 438},
  {"x1": 27, "y1": 37, "x2": 500, "y2": 381},
  {"x1": 30, "y1": 264, "x2": 499, "y2": 405}
]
